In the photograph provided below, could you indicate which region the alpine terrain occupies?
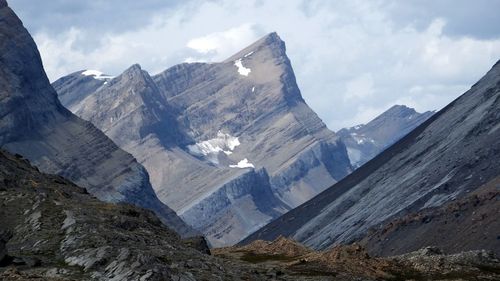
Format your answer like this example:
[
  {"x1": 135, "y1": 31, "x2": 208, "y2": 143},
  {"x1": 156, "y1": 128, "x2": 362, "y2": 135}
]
[
  {"x1": 2, "y1": 0, "x2": 500, "y2": 280},
  {"x1": 3, "y1": 148, "x2": 498, "y2": 280},
  {"x1": 243, "y1": 59, "x2": 500, "y2": 255},
  {"x1": 53, "y1": 32, "x2": 353, "y2": 246},
  {"x1": 0, "y1": 0, "x2": 194, "y2": 237},
  {"x1": 337, "y1": 105, "x2": 434, "y2": 168}
]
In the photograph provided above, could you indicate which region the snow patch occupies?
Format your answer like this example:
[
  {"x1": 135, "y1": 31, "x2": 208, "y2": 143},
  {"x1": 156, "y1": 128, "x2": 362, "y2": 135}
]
[
  {"x1": 252, "y1": 86, "x2": 255, "y2": 92},
  {"x1": 244, "y1": 51, "x2": 254, "y2": 57},
  {"x1": 82, "y1": 69, "x2": 102, "y2": 77},
  {"x1": 234, "y1": 59, "x2": 251, "y2": 76},
  {"x1": 81, "y1": 70, "x2": 114, "y2": 80},
  {"x1": 229, "y1": 158, "x2": 255, "y2": 169},
  {"x1": 351, "y1": 134, "x2": 375, "y2": 145},
  {"x1": 187, "y1": 131, "x2": 240, "y2": 164}
]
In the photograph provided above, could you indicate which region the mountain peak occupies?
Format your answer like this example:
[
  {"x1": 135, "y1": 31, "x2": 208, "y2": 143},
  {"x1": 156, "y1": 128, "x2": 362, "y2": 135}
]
[
  {"x1": 260, "y1": 31, "x2": 282, "y2": 46},
  {"x1": 119, "y1": 63, "x2": 153, "y2": 83},
  {"x1": 0, "y1": 0, "x2": 7, "y2": 9},
  {"x1": 224, "y1": 32, "x2": 286, "y2": 63},
  {"x1": 124, "y1": 63, "x2": 143, "y2": 74},
  {"x1": 383, "y1": 104, "x2": 417, "y2": 118}
]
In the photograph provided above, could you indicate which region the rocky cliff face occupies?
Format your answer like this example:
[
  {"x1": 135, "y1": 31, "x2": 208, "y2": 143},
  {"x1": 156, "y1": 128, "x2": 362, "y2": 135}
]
[
  {"x1": 337, "y1": 105, "x2": 434, "y2": 168},
  {"x1": 243, "y1": 60, "x2": 500, "y2": 252},
  {"x1": 180, "y1": 169, "x2": 287, "y2": 247},
  {"x1": 0, "y1": 1, "x2": 194, "y2": 237},
  {"x1": 53, "y1": 32, "x2": 352, "y2": 246}
]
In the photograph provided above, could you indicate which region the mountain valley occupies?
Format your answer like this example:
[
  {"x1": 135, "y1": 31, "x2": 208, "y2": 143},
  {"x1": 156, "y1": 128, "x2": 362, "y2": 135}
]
[{"x1": 1, "y1": 0, "x2": 499, "y2": 279}]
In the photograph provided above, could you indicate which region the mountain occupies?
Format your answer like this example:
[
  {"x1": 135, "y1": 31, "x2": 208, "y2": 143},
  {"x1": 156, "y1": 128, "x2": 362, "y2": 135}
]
[
  {"x1": 242, "y1": 60, "x2": 500, "y2": 253},
  {"x1": 53, "y1": 32, "x2": 353, "y2": 246},
  {"x1": 337, "y1": 105, "x2": 434, "y2": 168},
  {"x1": 0, "y1": 0, "x2": 194, "y2": 237}
]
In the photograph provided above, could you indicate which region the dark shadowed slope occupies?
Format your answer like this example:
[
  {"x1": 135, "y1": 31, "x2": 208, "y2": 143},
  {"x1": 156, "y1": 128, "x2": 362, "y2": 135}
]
[
  {"x1": 338, "y1": 105, "x2": 434, "y2": 168},
  {"x1": 243, "y1": 60, "x2": 500, "y2": 252},
  {"x1": 360, "y1": 175, "x2": 500, "y2": 256},
  {"x1": 0, "y1": 0, "x2": 195, "y2": 237}
]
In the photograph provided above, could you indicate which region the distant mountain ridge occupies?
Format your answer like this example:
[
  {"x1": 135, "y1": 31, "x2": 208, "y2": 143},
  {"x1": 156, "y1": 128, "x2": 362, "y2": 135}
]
[
  {"x1": 0, "y1": 0, "x2": 195, "y2": 237},
  {"x1": 242, "y1": 60, "x2": 500, "y2": 254},
  {"x1": 53, "y1": 32, "x2": 353, "y2": 247},
  {"x1": 338, "y1": 105, "x2": 434, "y2": 168}
]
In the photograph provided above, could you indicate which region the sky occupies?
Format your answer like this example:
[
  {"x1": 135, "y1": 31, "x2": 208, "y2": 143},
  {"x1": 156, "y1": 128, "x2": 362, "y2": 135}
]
[{"x1": 8, "y1": 0, "x2": 500, "y2": 130}]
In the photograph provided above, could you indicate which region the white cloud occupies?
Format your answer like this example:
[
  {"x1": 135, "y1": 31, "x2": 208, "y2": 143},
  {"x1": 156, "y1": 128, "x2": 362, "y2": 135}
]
[
  {"x1": 186, "y1": 23, "x2": 260, "y2": 60},
  {"x1": 344, "y1": 74, "x2": 375, "y2": 101},
  {"x1": 333, "y1": 105, "x2": 391, "y2": 129},
  {"x1": 28, "y1": 0, "x2": 500, "y2": 131}
]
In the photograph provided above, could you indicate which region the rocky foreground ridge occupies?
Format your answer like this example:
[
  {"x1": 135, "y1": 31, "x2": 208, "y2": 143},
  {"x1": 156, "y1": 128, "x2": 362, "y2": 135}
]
[
  {"x1": 0, "y1": 150, "x2": 302, "y2": 280},
  {"x1": 216, "y1": 236, "x2": 500, "y2": 280}
]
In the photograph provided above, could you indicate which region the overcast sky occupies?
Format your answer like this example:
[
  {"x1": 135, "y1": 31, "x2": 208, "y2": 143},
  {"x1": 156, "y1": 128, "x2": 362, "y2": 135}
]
[{"x1": 9, "y1": 0, "x2": 500, "y2": 130}]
